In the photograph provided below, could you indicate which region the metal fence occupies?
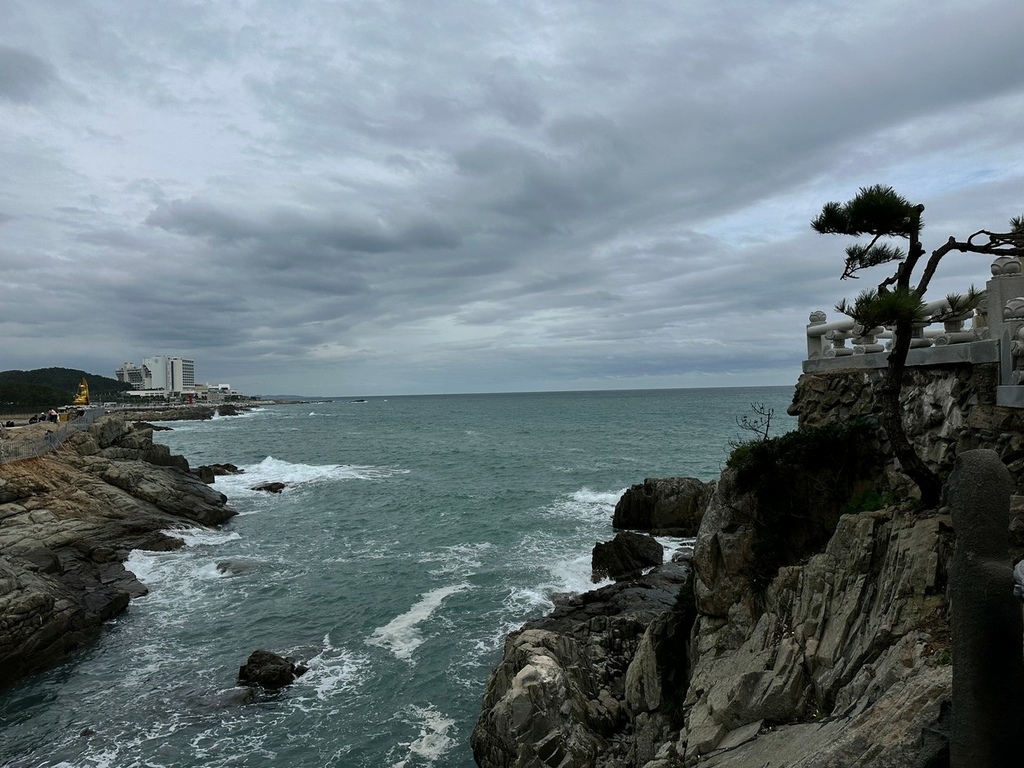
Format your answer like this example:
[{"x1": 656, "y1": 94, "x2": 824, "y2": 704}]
[{"x1": 0, "y1": 408, "x2": 112, "y2": 464}]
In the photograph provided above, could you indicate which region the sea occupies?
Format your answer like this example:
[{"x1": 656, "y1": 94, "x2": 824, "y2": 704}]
[{"x1": 0, "y1": 387, "x2": 797, "y2": 768}]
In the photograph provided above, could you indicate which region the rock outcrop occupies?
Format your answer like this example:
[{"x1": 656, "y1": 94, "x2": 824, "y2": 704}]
[
  {"x1": 475, "y1": 364, "x2": 1024, "y2": 767},
  {"x1": 252, "y1": 481, "x2": 286, "y2": 494},
  {"x1": 613, "y1": 477, "x2": 714, "y2": 536},
  {"x1": 237, "y1": 649, "x2": 308, "y2": 690},
  {"x1": 592, "y1": 531, "x2": 664, "y2": 582},
  {"x1": 0, "y1": 414, "x2": 236, "y2": 690},
  {"x1": 472, "y1": 558, "x2": 694, "y2": 767}
]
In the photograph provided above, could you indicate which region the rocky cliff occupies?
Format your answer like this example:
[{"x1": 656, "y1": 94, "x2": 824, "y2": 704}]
[
  {"x1": 0, "y1": 414, "x2": 235, "y2": 689},
  {"x1": 474, "y1": 364, "x2": 1024, "y2": 767}
]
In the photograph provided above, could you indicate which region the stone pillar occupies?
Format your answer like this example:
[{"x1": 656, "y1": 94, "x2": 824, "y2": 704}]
[
  {"x1": 947, "y1": 449, "x2": 1024, "y2": 767},
  {"x1": 806, "y1": 310, "x2": 829, "y2": 359},
  {"x1": 986, "y1": 256, "x2": 1024, "y2": 384}
]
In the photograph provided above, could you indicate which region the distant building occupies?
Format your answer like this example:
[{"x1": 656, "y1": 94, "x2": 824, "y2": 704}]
[
  {"x1": 115, "y1": 362, "x2": 145, "y2": 389},
  {"x1": 192, "y1": 383, "x2": 240, "y2": 402},
  {"x1": 116, "y1": 356, "x2": 196, "y2": 394}
]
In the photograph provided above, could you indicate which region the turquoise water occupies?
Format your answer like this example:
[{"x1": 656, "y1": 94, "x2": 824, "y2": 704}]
[{"x1": 0, "y1": 387, "x2": 796, "y2": 767}]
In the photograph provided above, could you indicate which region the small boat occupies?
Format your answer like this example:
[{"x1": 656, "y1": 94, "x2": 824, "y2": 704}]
[{"x1": 350, "y1": 399, "x2": 368, "y2": 403}]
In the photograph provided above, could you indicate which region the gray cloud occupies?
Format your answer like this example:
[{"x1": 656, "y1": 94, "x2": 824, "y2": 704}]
[
  {"x1": 0, "y1": 46, "x2": 56, "y2": 102},
  {"x1": 1, "y1": 0, "x2": 1022, "y2": 395}
]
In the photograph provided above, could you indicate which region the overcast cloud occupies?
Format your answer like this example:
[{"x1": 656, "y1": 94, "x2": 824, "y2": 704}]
[{"x1": 2, "y1": 0, "x2": 1022, "y2": 396}]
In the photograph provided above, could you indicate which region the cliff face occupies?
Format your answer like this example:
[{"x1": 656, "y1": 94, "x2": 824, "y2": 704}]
[
  {"x1": 790, "y1": 363, "x2": 1024, "y2": 500},
  {"x1": 0, "y1": 415, "x2": 235, "y2": 689},
  {"x1": 475, "y1": 364, "x2": 1023, "y2": 767}
]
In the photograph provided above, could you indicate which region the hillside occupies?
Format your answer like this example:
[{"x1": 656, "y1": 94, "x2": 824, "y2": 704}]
[{"x1": 0, "y1": 367, "x2": 126, "y2": 408}]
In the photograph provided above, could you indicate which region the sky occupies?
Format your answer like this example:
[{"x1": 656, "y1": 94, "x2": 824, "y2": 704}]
[{"x1": 2, "y1": 1, "x2": 1023, "y2": 397}]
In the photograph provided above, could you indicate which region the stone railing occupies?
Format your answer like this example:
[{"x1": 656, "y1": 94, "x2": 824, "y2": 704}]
[{"x1": 803, "y1": 256, "x2": 1024, "y2": 407}]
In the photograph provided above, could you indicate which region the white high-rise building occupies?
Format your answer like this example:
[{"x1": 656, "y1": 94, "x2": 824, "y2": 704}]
[
  {"x1": 116, "y1": 356, "x2": 196, "y2": 393},
  {"x1": 115, "y1": 362, "x2": 145, "y2": 389},
  {"x1": 143, "y1": 356, "x2": 195, "y2": 392}
]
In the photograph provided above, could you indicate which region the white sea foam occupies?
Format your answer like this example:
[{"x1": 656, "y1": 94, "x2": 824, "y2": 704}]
[
  {"x1": 212, "y1": 455, "x2": 406, "y2": 498},
  {"x1": 543, "y1": 486, "x2": 622, "y2": 522},
  {"x1": 420, "y1": 542, "x2": 492, "y2": 577},
  {"x1": 571, "y1": 487, "x2": 624, "y2": 506},
  {"x1": 368, "y1": 584, "x2": 469, "y2": 662},
  {"x1": 391, "y1": 704, "x2": 457, "y2": 767},
  {"x1": 174, "y1": 527, "x2": 242, "y2": 548},
  {"x1": 550, "y1": 550, "x2": 612, "y2": 594},
  {"x1": 124, "y1": 527, "x2": 240, "y2": 600},
  {"x1": 296, "y1": 633, "x2": 370, "y2": 703},
  {"x1": 655, "y1": 535, "x2": 697, "y2": 561}
]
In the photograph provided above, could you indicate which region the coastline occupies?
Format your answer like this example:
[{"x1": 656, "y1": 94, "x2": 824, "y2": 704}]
[{"x1": 0, "y1": 410, "x2": 237, "y2": 690}]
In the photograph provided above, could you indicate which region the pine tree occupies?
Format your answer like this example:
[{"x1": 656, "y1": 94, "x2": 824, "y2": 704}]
[{"x1": 812, "y1": 185, "x2": 1024, "y2": 508}]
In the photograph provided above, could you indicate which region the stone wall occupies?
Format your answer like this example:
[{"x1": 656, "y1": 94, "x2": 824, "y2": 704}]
[{"x1": 788, "y1": 362, "x2": 1024, "y2": 496}]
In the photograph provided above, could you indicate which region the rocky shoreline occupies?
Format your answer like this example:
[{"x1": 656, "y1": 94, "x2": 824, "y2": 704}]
[
  {"x1": 0, "y1": 412, "x2": 236, "y2": 690},
  {"x1": 472, "y1": 365, "x2": 1024, "y2": 767}
]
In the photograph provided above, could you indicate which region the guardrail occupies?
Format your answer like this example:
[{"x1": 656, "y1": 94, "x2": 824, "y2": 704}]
[
  {"x1": 0, "y1": 408, "x2": 112, "y2": 464},
  {"x1": 803, "y1": 255, "x2": 1024, "y2": 407}
]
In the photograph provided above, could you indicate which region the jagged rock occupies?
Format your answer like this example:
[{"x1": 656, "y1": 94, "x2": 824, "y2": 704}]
[
  {"x1": 237, "y1": 650, "x2": 307, "y2": 690},
  {"x1": 89, "y1": 461, "x2": 232, "y2": 526},
  {"x1": 683, "y1": 488, "x2": 954, "y2": 762},
  {"x1": 0, "y1": 414, "x2": 237, "y2": 690},
  {"x1": 613, "y1": 477, "x2": 714, "y2": 535},
  {"x1": 691, "y1": 468, "x2": 761, "y2": 621},
  {"x1": 195, "y1": 463, "x2": 243, "y2": 485},
  {"x1": 132, "y1": 407, "x2": 218, "y2": 421},
  {"x1": 478, "y1": 365, "x2": 986, "y2": 767},
  {"x1": 252, "y1": 482, "x2": 286, "y2": 494},
  {"x1": 202, "y1": 463, "x2": 243, "y2": 476},
  {"x1": 472, "y1": 561, "x2": 692, "y2": 767},
  {"x1": 592, "y1": 531, "x2": 663, "y2": 582},
  {"x1": 132, "y1": 421, "x2": 173, "y2": 432}
]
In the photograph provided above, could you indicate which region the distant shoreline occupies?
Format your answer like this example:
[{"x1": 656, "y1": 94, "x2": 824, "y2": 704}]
[{"x1": 0, "y1": 400, "x2": 305, "y2": 428}]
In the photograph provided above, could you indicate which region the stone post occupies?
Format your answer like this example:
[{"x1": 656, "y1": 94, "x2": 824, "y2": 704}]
[
  {"x1": 805, "y1": 310, "x2": 829, "y2": 359},
  {"x1": 947, "y1": 449, "x2": 1024, "y2": 767},
  {"x1": 987, "y1": 256, "x2": 1024, "y2": 384}
]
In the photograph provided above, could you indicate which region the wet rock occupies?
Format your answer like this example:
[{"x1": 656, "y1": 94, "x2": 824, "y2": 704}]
[
  {"x1": 252, "y1": 483, "x2": 288, "y2": 495},
  {"x1": 0, "y1": 415, "x2": 236, "y2": 690},
  {"x1": 472, "y1": 560, "x2": 692, "y2": 767},
  {"x1": 237, "y1": 650, "x2": 308, "y2": 690},
  {"x1": 592, "y1": 531, "x2": 663, "y2": 582},
  {"x1": 613, "y1": 477, "x2": 714, "y2": 535},
  {"x1": 196, "y1": 463, "x2": 244, "y2": 484}
]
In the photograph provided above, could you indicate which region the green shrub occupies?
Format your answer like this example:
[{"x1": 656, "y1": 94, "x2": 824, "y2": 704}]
[{"x1": 726, "y1": 419, "x2": 884, "y2": 588}]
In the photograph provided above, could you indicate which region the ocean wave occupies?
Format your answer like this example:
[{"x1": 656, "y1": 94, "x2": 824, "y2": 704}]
[
  {"x1": 541, "y1": 486, "x2": 622, "y2": 522},
  {"x1": 175, "y1": 527, "x2": 242, "y2": 548},
  {"x1": 571, "y1": 487, "x2": 625, "y2": 506},
  {"x1": 367, "y1": 584, "x2": 469, "y2": 663},
  {"x1": 295, "y1": 633, "x2": 370, "y2": 704},
  {"x1": 210, "y1": 407, "x2": 267, "y2": 421},
  {"x1": 212, "y1": 455, "x2": 408, "y2": 496},
  {"x1": 390, "y1": 704, "x2": 457, "y2": 767},
  {"x1": 125, "y1": 528, "x2": 240, "y2": 587}
]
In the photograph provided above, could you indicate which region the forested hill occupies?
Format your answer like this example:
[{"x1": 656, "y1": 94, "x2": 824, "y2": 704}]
[{"x1": 0, "y1": 368, "x2": 125, "y2": 408}]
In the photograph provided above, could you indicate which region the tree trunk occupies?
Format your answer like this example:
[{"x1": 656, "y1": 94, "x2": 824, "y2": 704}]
[{"x1": 879, "y1": 317, "x2": 942, "y2": 508}]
